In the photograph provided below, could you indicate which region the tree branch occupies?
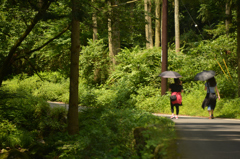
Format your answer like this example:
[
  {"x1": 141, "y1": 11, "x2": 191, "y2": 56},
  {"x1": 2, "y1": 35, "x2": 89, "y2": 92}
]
[
  {"x1": 22, "y1": 57, "x2": 46, "y2": 82},
  {"x1": 0, "y1": 0, "x2": 52, "y2": 86},
  {"x1": 0, "y1": 31, "x2": 11, "y2": 37},
  {"x1": 26, "y1": 23, "x2": 70, "y2": 55}
]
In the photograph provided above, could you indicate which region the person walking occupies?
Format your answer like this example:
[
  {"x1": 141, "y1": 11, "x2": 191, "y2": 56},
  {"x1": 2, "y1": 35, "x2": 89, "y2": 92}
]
[
  {"x1": 202, "y1": 77, "x2": 220, "y2": 119},
  {"x1": 169, "y1": 78, "x2": 183, "y2": 119}
]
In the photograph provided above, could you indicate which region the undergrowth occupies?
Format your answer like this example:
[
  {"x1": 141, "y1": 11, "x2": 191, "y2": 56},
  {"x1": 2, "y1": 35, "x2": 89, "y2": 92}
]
[
  {"x1": 1, "y1": 36, "x2": 240, "y2": 158},
  {"x1": 45, "y1": 108, "x2": 176, "y2": 159},
  {"x1": 0, "y1": 87, "x2": 176, "y2": 158}
]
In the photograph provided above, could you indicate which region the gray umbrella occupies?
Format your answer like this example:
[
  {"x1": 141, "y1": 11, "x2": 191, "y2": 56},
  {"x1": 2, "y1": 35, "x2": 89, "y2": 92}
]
[
  {"x1": 159, "y1": 71, "x2": 182, "y2": 78},
  {"x1": 194, "y1": 70, "x2": 215, "y2": 81}
]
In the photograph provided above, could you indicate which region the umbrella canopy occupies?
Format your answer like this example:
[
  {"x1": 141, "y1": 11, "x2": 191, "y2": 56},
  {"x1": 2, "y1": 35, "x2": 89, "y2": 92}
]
[
  {"x1": 159, "y1": 71, "x2": 182, "y2": 78},
  {"x1": 194, "y1": 70, "x2": 215, "y2": 81}
]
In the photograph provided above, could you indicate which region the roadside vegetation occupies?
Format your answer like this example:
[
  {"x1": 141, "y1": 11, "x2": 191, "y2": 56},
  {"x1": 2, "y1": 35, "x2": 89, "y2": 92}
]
[
  {"x1": 1, "y1": 30, "x2": 239, "y2": 158},
  {"x1": 0, "y1": 81, "x2": 176, "y2": 158},
  {"x1": 1, "y1": 0, "x2": 240, "y2": 158}
]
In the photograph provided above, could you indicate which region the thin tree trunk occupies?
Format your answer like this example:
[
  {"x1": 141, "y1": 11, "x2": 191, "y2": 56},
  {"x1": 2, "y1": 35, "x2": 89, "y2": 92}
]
[
  {"x1": 225, "y1": 0, "x2": 232, "y2": 37},
  {"x1": 237, "y1": 0, "x2": 240, "y2": 97},
  {"x1": 130, "y1": 2, "x2": 134, "y2": 30},
  {"x1": 92, "y1": 0, "x2": 100, "y2": 83},
  {"x1": 112, "y1": 0, "x2": 120, "y2": 62},
  {"x1": 68, "y1": 0, "x2": 80, "y2": 135},
  {"x1": 145, "y1": 0, "x2": 153, "y2": 48},
  {"x1": 108, "y1": 1, "x2": 115, "y2": 68},
  {"x1": 144, "y1": 0, "x2": 149, "y2": 48},
  {"x1": 0, "y1": 1, "x2": 51, "y2": 87},
  {"x1": 112, "y1": 23, "x2": 120, "y2": 63},
  {"x1": 155, "y1": 0, "x2": 161, "y2": 47},
  {"x1": 174, "y1": 0, "x2": 180, "y2": 53},
  {"x1": 161, "y1": 1, "x2": 163, "y2": 47},
  {"x1": 108, "y1": 0, "x2": 120, "y2": 69},
  {"x1": 92, "y1": 0, "x2": 98, "y2": 41},
  {"x1": 148, "y1": 0, "x2": 153, "y2": 48}
]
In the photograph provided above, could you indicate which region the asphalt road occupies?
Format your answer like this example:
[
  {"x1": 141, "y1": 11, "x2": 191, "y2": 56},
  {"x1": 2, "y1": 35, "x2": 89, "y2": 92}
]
[
  {"x1": 48, "y1": 101, "x2": 87, "y2": 112},
  {"x1": 154, "y1": 114, "x2": 240, "y2": 159}
]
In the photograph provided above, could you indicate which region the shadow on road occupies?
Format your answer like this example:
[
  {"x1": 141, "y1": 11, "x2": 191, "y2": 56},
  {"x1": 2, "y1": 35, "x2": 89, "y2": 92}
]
[{"x1": 155, "y1": 114, "x2": 240, "y2": 159}]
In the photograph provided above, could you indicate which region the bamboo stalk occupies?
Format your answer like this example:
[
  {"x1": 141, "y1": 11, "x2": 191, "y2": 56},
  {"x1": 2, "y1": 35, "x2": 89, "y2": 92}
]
[
  {"x1": 223, "y1": 59, "x2": 232, "y2": 80},
  {"x1": 216, "y1": 59, "x2": 228, "y2": 79}
]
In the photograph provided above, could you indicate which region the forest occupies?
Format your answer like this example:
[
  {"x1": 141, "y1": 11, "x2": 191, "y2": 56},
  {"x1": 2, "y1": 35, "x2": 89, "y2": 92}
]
[{"x1": 0, "y1": 0, "x2": 240, "y2": 158}]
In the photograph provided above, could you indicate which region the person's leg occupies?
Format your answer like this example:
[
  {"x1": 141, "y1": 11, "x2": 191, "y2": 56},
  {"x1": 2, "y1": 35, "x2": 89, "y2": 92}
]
[
  {"x1": 175, "y1": 106, "x2": 179, "y2": 119},
  {"x1": 211, "y1": 101, "x2": 216, "y2": 119},
  {"x1": 211, "y1": 110, "x2": 214, "y2": 119},
  {"x1": 208, "y1": 105, "x2": 212, "y2": 119},
  {"x1": 170, "y1": 104, "x2": 175, "y2": 119}
]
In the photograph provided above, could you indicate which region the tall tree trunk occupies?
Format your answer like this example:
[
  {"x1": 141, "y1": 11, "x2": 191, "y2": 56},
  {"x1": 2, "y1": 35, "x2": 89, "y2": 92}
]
[
  {"x1": 161, "y1": 1, "x2": 163, "y2": 47},
  {"x1": 112, "y1": 9, "x2": 120, "y2": 62},
  {"x1": 92, "y1": 0, "x2": 98, "y2": 41},
  {"x1": 155, "y1": 0, "x2": 161, "y2": 47},
  {"x1": 145, "y1": 0, "x2": 153, "y2": 48},
  {"x1": 144, "y1": 0, "x2": 150, "y2": 48},
  {"x1": 148, "y1": 0, "x2": 153, "y2": 48},
  {"x1": 92, "y1": 0, "x2": 100, "y2": 83},
  {"x1": 161, "y1": 0, "x2": 168, "y2": 95},
  {"x1": 108, "y1": 0, "x2": 120, "y2": 69},
  {"x1": 237, "y1": 0, "x2": 240, "y2": 97},
  {"x1": 225, "y1": 0, "x2": 232, "y2": 37},
  {"x1": 108, "y1": 1, "x2": 114, "y2": 68},
  {"x1": 174, "y1": 0, "x2": 180, "y2": 53},
  {"x1": 68, "y1": 0, "x2": 80, "y2": 135},
  {"x1": 130, "y1": 2, "x2": 134, "y2": 30},
  {"x1": 0, "y1": 1, "x2": 51, "y2": 87}
]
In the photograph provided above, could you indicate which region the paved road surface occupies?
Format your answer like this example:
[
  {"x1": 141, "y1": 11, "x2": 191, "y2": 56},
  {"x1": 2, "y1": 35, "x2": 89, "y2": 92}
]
[
  {"x1": 48, "y1": 101, "x2": 87, "y2": 112},
  {"x1": 154, "y1": 114, "x2": 240, "y2": 159}
]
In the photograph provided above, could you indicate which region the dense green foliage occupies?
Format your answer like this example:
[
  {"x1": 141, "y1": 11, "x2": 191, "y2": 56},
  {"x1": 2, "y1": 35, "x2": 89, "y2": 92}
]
[
  {"x1": 4, "y1": 34, "x2": 239, "y2": 118},
  {"x1": 0, "y1": 89, "x2": 67, "y2": 155},
  {"x1": 0, "y1": 85, "x2": 176, "y2": 158},
  {"x1": 2, "y1": 28, "x2": 240, "y2": 157},
  {"x1": 47, "y1": 109, "x2": 175, "y2": 158},
  {"x1": 1, "y1": 0, "x2": 240, "y2": 158},
  {"x1": 2, "y1": 0, "x2": 238, "y2": 78}
]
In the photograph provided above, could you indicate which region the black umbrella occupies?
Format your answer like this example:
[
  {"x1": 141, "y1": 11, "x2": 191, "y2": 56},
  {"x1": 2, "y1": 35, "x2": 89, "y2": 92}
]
[
  {"x1": 194, "y1": 70, "x2": 215, "y2": 81},
  {"x1": 159, "y1": 71, "x2": 182, "y2": 78}
]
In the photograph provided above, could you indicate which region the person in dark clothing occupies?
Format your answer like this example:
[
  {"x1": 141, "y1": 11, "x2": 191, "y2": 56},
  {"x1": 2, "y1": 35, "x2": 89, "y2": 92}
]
[
  {"x1": 169, "y1": 78, "x2": 183, "y2": 119},
  {"x1": 202, "y1": 77, "x2": 220, "y2": 119}
]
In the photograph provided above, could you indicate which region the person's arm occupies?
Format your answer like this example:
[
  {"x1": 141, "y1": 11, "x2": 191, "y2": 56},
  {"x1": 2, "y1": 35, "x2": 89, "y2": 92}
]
[
  {"x1": 181, "y1": 84, "x2": 184, "y2": 93},
  {"x1": 169, "y1": 84, "x2": 172, "y2": 92},
  {"x1": 204, "y1": 83, "x2": 207, "y2": 91},
  {"x1": 215, "y1": 86, "x2": 220, "y2": 100}
]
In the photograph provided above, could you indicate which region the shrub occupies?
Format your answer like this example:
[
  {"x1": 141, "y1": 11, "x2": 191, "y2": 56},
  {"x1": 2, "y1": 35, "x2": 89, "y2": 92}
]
[
  {"x1": 217, "y1": 76, "x2": 238, "y2": 98},
  {"x1": 115, "y1": 46, "x2": 162, "y2": 87},
  {"x1": 132, "y1": 85, "x2": 169, "y2": 113},
  {"x1": 3, "y1": 72, "x2": 69, "y2": 102},
  {"x1": 45, "y1": 107, "x2": 176, "y2": 159},
  {"x1": 79, "y1": 39, "x2": 109, "y2": 85},
  {"x1": 0, "y1": 88, "x2": 68, "y2": 151},
  {"x1": 0, "y1": 119, "x2": 34, "y2": 148}
]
